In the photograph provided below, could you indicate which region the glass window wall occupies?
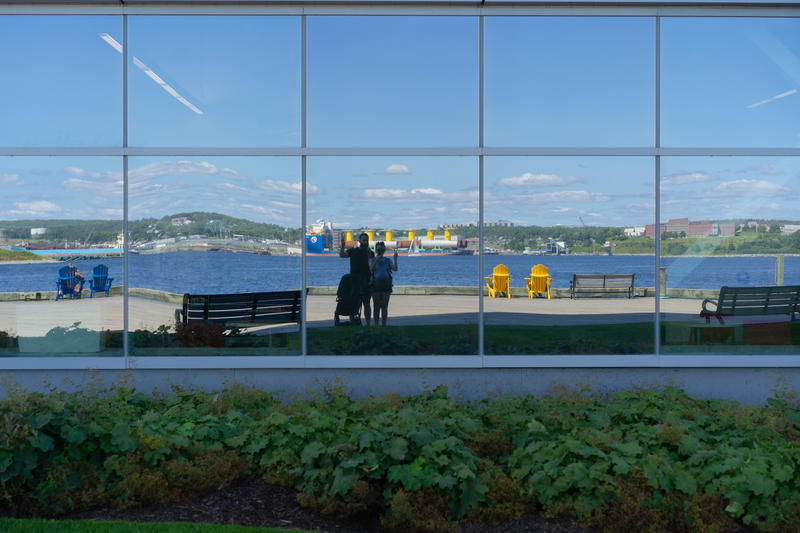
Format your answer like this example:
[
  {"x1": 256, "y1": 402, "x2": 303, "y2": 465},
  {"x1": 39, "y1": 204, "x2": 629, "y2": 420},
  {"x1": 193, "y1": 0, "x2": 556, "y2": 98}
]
[
  {"x1": 129, "y1": 16, "x2": 301, "y2": 147},
  {"x1": 1, "y1": 12, "x2": 798, "y2": 361},
  {"x1": 483, "y1": 157, "x2": 656, "y2": 355},
  {"x1": 0, "y1": 16, "x2": 122, "y2": 147},
  {"x1": 659, "y1": 157, "x2": 800, "y2": 353},
  {"x1": 307, "y1": 16, "x2": 479, "y2": 147},
  {"x1": 306, "y1": 156, "x2": 479, "y2": 355},
  {"x1": 485, "y1": 17, "x2": 655, "y2": 147},
  {"x1": 662, "y1": 18, "x2": 800, "y2": 147},
  {"x1": 128, "y1": 157, "x2": 301, "y2": 355},
  {"x1": 0, "y1": 157, "x2": 123, "y2": 356}
]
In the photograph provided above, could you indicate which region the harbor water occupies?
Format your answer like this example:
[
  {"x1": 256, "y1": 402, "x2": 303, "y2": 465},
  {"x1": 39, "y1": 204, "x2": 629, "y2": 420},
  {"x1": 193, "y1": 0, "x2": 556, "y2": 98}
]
[{"x1": 1, "y1": 251, "x2": 799, "y2": 294}]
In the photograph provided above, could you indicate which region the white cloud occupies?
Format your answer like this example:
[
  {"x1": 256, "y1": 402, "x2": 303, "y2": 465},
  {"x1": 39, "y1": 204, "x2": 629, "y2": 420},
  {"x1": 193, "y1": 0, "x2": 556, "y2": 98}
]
[
  {"x1": 218, "y1": 182, "x2": 250, "y2": 193},
  {"x1": 240, "y1": 204, "x2": 290, "y2": 221},
  {"x1": 498, "y1": 173, "x2": 576, "y2": 188},
  {"x1": 386, "y1": 164, "x2": 411, "y2": 175},
  {"x1": 257, "y1": 179, "x2": 317, "y2": 194},
  {"x1": 410, "y1": 188, "x2": 442, "y2": 195},
  {"x1": 550, "y1": 207, "x2": 572, "y2": 213},
  {"x1": 64, "y1": 166, "x2": 121, "y2": 181},
  {"x1": 460, "y1": 207, "x2": 479, "y2": 214},
  {"x1": 62, "y1": 177, "x2": 123, "y2": 196},
  {"x1": 661, "y1": 172, "x2": 713, "y2": 185},
  {"x1": 710, "y1": 179, "x2": 790, "y2": 197},
  {"x1": 270, "y1": 200, "x2": 299, "y2": 209},
  {"x1": 7, "y1": 200, "x2": 61, "y2": 217},
  {"x1": 526, "y1": 190, "x2": 611, "y2": 203},
  {"x1": 0, "y1": 174, "x2": 24, "y2": 185},
  {"x1": 128, "y1": 160, "x2": 241, "y2": 182},
  {"x1": 363, "y1": 188, "x2": 408, "y2": 200}
]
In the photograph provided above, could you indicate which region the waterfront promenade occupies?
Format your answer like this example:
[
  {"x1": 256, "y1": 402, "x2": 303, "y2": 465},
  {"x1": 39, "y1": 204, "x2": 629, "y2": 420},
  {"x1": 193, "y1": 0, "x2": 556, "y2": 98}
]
[{"x1": 0, "y1": 290, "x2": 713, "y2": 337}]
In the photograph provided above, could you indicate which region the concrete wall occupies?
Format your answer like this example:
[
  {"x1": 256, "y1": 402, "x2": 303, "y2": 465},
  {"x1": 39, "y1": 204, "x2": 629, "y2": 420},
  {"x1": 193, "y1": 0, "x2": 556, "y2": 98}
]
[{"x1": 2, "y1": 367, "x2": 797, "y2": 405}]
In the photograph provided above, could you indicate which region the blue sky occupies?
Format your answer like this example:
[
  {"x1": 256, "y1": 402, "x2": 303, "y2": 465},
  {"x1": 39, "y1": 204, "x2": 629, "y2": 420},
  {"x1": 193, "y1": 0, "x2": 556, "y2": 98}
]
[{"x1": 1, "y1": 16, "x2": 799, "y2": 228}]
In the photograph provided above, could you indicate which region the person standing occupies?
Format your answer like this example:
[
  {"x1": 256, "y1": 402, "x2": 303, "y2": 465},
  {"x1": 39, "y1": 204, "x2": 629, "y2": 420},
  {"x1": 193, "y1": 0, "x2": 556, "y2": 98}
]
[
  {"x1": 370, "y1": 241, "x2": 398, "y2": 326},
  {"x1": 340, "y1": 232, "x2": 375, "y2": 325}
]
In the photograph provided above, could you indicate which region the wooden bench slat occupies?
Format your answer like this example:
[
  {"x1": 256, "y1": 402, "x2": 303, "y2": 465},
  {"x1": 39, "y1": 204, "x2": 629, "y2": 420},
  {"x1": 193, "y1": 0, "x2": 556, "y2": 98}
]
[
  {"x1": 701, "y1": 285, "x2": 800, "y2": 323},
  {"x1": 179, "y1": 290, "x2": 303, "y2": 330},
  {"x1": 571, "y1": 273, "x2": 635, "y2": 299}
]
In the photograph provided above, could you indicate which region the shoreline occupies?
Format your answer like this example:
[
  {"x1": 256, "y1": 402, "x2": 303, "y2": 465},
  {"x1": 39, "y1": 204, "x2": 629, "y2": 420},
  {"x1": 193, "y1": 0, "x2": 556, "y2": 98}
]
[{"x1": 0, "y1": 259, "x2": 60, "y2": 265}]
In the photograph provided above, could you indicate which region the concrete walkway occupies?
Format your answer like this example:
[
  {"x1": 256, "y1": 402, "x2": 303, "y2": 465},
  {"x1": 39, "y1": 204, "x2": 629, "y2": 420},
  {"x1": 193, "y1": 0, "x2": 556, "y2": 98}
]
[{"x1": 0, "y1": 294, "x2": 714, "y2": 337}]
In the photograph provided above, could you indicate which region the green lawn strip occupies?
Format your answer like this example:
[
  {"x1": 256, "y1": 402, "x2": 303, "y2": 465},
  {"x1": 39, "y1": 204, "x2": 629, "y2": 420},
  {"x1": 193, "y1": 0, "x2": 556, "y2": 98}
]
[
  {"x1": 0, "y1": 249, "x2": 46, "y2": 261},
  {"x1": 307, "y1": 323, "x2": 477, "y2": 354},
  {"x1": 485, "y1": 322, "x2": 654, "y2": 354},
  {"x1": 0, "y1": 518, "x2": 317, "y2": 533}
]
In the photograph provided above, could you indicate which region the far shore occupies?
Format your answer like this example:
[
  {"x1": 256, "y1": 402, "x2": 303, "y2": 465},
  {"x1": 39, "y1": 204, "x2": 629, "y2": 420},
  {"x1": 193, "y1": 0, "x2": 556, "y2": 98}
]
[{"x1": 0, "y1": 259, "x2": 59, "y2": 265}]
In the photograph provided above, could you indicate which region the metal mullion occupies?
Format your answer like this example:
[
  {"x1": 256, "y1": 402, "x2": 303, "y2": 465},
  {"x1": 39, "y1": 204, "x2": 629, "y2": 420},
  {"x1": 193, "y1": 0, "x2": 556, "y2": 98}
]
[
  {"x1": 654, "y1": 15, "x2": 661, "y2": 358},
  {"x1": 123, "y1": 13, "x2": 130, "y2": 366},
  {"x1": 301, "y1": 13, "x2": 308, "y2": 362},
  {"x1": 479, "y1": 14, "x2": 485, "y2": 362},
  {"x1": 5, "y1": 146, "x2": 800, "y2": 157}
]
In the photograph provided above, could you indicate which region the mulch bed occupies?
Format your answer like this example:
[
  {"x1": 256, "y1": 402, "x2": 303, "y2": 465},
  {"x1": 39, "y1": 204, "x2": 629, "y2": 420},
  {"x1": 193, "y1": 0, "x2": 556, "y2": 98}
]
[{"x1": 69, "y1": 478, "x2": 589, "y2": 533}]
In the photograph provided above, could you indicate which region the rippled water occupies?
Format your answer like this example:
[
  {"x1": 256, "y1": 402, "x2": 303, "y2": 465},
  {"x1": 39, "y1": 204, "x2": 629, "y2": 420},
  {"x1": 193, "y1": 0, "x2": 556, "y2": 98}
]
[{"x1": 1, "y1": 251, "x2": 798, "y2": 294}]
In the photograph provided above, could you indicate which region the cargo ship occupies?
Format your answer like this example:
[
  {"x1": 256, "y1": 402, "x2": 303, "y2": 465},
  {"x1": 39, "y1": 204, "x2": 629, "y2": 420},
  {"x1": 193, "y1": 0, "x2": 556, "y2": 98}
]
[{"x1": 305, "y1": 220, "x2": 473, "y2": 257}]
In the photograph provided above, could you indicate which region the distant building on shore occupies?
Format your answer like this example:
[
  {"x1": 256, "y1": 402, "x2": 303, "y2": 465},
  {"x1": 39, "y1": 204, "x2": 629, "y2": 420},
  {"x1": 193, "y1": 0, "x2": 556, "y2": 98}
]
[
  {"x1": 644, "y1": 218, "x2": 735, "y2": 238},
  {"x1": 782, "y1": 224, "x2": 800, "y2": 234},
  {"x1": 624, "y1": 226, "x2": 645, "y2": 237},
  {"x1": 30, "y1": 228, "x2": 47, "y2": 236}
]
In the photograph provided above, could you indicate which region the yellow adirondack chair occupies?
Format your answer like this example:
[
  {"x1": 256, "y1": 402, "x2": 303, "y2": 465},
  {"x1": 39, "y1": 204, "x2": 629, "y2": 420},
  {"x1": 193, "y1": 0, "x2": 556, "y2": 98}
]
[
  {"x1": 524, "y1": 264, "x2": 552, "y2": 299},
  {"x1": 484, "y1": 264, "x2": 512, "y2": 299}
]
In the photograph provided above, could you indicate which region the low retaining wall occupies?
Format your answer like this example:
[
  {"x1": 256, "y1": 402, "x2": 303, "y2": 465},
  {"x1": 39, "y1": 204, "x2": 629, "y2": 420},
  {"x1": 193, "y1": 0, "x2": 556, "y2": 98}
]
[
  {"x1": 0, "y1": 286, "x2": 723, "y2": 302},
  {"x1": 2, "y1": 368, "x2": 799, "y2": 406}
]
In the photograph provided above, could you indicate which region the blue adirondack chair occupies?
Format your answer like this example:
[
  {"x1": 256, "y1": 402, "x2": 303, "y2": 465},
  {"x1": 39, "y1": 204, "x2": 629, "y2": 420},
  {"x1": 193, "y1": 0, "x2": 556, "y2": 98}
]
[
  {"x1": 55, "y1": 265, "x2": 83, "y2": 300},
  {"x1": 89, "y1": 264, "x2": 114, "y2": 298}
]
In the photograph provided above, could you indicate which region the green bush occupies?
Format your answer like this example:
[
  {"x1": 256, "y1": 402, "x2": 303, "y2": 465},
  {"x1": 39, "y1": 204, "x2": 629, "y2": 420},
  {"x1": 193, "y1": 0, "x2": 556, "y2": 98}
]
[{"x1": 3, "y1": 384, "x2": 800, "y2": 532}]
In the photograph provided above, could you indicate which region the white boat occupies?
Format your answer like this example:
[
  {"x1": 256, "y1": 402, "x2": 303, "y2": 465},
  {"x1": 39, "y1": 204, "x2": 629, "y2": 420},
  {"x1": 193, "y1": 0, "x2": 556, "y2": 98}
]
[{"x1": 407, "y1": 239, "x2": 421, "y2": 257}]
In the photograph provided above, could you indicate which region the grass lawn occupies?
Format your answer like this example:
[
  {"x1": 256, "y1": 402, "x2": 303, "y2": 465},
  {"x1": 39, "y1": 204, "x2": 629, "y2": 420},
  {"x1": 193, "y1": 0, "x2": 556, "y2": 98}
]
[
  {"x1": 0, "y1": 518, "x2": 318, "y2": 533},
  {"x1": 308, "y1": 323, "x2": 654, "y2": 354},
  {"x1": 0, "y1": 249, "x2": 46, "y2": 261},
  {"x1": 485, "y1": 322, "x2": 654, "y2": 354}
]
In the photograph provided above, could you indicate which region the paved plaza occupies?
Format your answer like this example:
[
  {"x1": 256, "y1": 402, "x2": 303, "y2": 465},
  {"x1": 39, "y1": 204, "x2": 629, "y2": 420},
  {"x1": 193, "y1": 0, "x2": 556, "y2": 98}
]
[{"x1": 0, "y1": 293, "x2": 716, "y2": 337}]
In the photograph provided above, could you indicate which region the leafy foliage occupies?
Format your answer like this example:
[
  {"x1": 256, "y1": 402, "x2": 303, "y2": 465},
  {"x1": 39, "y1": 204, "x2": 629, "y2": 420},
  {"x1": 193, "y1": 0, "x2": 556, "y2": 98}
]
[{"x1": 3, "y1": 385, "x2": 800, "y2": 532}]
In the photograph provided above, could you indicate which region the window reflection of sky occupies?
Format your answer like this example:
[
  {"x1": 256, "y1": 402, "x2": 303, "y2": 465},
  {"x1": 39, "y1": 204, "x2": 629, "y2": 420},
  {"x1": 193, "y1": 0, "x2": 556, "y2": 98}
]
[{"x1": 0, "y1": 16, "x2": 798, "y2": 230}]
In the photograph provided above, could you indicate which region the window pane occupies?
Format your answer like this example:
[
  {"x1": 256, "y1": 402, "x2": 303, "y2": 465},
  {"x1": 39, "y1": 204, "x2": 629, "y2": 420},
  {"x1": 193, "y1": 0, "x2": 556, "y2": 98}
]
[
  {"x1": 485, "y1": 17, "x2": 655, "y2": 147},
  {"x1": 306, "y1": 157, "x2": 479, "y2": 355},
  {"x1": 308, "y1": 17, "x2": 478, "y2": 147},
  {"x1": 128, "y1": 157, "x2": 301, "y2": 355},
  {"x1": 660, "y1": 157, "x2": 800, "y2": 354},
  {"x1": 484, "y1": 157, "x2": 655, "y2": 355},
  {"x1": 662, "y1": 18, "x2": 800, "y2": 147},
  {"x1": 0, "y1": 157, "x2": 123, "y2": 356},
  {"x1": 0, "y1": 16, "x2": 122, "y2": 147},
  {"x1": 129, "y1": 16, "x2": 300, "y2": 147}
]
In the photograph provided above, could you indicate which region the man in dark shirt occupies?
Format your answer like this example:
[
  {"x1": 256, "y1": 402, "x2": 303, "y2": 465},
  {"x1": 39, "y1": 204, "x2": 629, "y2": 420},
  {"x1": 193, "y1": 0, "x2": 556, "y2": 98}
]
[{"x1": 340, "y1": 232, "x2": 375, "y2": 324}]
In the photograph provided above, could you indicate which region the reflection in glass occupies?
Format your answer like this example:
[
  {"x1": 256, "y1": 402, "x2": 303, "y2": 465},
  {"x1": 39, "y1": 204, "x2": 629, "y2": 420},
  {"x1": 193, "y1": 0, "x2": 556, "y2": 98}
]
[
  {"x1": 129, "y1": 16, "x2": 300, "y2": 147},
  {"x1": 128, "y1": 157, "x2": 302, "y2": 355},
  {"x1": 307, "y1": 16, "x2": 478, "y2": 147},
  {"x1": 306, "y1": 157, "x2": 479, "y2": 355},
  {"x1": 483, "y1": 157, "x2": 655, "y2": 355},
  {"x1": 0, "y1": 157, "x2": 123, "y2": 356},
  {"x1": 485, "y1": 17, "x2": 655, "y2": 147},
  {"x1": 660, "y1": 157, "x2": 800, "y2": 354},
  {"x1": 662, "y1": 18, "x2": 800, "y2": 147},
  {"x1": 0, "y1": 16, "x2": 122, "y2": 147}
]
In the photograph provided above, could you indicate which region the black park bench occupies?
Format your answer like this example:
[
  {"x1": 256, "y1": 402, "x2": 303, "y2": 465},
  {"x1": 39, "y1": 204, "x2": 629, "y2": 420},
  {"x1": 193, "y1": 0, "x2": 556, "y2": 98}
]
[
  {"x1": 175, "y1": 290, "x2": 303, "y2": 331},
  {"x1": 700, "y1": 285, "x2": 800, "y2": 324},
  {"x1": 570, "y1": 273, "x2": 635, "y2": 299}
]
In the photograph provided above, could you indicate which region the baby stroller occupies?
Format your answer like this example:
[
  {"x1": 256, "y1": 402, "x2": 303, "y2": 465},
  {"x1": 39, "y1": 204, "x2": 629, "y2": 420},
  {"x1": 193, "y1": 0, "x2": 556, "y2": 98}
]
[{"x1": 334, "y1": 273, "x2": 363, "y2": 326}]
